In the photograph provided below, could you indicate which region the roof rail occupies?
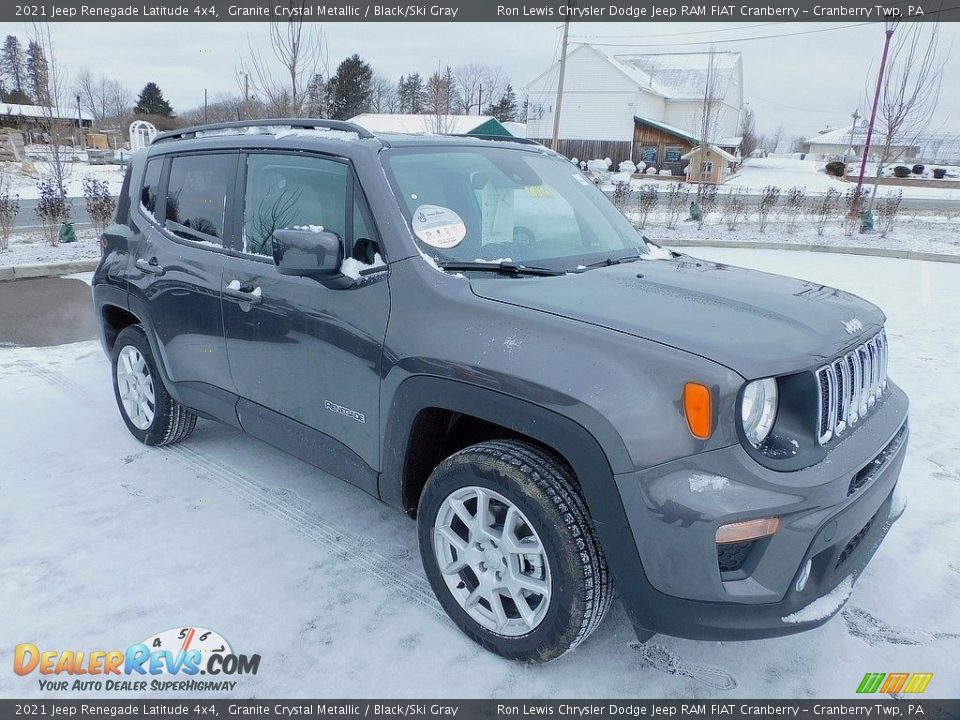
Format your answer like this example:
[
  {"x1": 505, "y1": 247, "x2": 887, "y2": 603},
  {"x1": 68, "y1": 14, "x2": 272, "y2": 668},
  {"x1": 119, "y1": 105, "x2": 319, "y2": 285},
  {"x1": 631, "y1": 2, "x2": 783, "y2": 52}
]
[
  {"x1": 152, "y1": 118, "x2": 376, "y2": 144},
  {"x1": 448, "y1": 133, "x2": 542, "y2": 146}
]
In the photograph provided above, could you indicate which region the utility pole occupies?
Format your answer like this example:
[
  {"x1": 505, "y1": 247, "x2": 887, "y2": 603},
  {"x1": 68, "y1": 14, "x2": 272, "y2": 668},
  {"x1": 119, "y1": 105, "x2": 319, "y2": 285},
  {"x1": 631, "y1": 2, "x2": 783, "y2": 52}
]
[
  {"x1": 243, "y1": 72, "x2": 250, "y2": 119},
  {"x1": 204, "y1": 88, "x2": 208, "y2": 124},
  {"x1": 847, "y1": 109, "x2": 861, "y2": 162},
  {"x1": 478, "y1": 84, "x2": 482, "y2": 115},
  {"x1": 76, "y1": 93, "x2": 85, "y2": 150},
  {"x1": 855, "y1": 22, "x2": 896, "y2": 201},
  {"x1": 551, "y1": 15, "x2": 571, "y2": 152}
]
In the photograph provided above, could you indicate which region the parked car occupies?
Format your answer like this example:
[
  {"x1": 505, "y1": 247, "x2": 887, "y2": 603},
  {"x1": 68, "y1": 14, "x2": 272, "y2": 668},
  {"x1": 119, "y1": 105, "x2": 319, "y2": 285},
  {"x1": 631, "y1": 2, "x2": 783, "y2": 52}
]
[{"x1": 93, "y1": 119, "x2": 909, "y2": 662}]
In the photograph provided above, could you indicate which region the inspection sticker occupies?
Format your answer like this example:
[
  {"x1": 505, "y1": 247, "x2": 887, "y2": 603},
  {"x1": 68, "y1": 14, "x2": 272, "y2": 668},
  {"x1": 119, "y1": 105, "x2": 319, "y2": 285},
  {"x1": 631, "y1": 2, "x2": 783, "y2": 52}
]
[{"x1": 412, "y1": 205, "x2": 467, "y2": 249}]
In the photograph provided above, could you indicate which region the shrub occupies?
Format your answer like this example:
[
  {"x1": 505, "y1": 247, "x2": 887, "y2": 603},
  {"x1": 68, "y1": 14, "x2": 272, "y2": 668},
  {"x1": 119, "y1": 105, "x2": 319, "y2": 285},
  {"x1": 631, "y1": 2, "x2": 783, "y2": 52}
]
[
  {"x1": 912, "y1": 164, "x2": 924, "y2": 175},
  {"x1": 785, "y1": 186, "x2": 806, "y2": 234},
  {"x1": 723, "y1": 188, "x2": 746, "y2": 231},
  {"x1": 0, "y1": 171, "x2": 20, "y2": 251},
  {"x1": 757, "y1": 185, "x2": 780, "y2": 233},
  {"x1": 933, "y1": 168, "x2": 946, "y2": 179},
  {"x1": 893, "y1": 166, "x2": 911, "y2": 178},
  {"x1": 813, "y1": 188, "x2": 841, "y2": 236},
  {"x1": 664, "y1": 183, "x2": 689, "y2": 229},
  {"x1": 696, "y1": 185, "x2": 718, "y2": 230},
  {"x1": 635, "y1": 184, "x2": 658, "y2": 229},
  {"x1": 877, "y1": 190, "x2": 903, "y2": 238},
  {"x1": 82, "y1": 176, "x2": 117, "y2": 237},
  {"x1": 825, "y1": 161, "x2": 847, "y2": 177},
  {"x1": 612, "y1": 181, "x2": 631, "y2": 211},
  {"x1": 35, "y1": 178, "x2": 71, "y2": 246}
]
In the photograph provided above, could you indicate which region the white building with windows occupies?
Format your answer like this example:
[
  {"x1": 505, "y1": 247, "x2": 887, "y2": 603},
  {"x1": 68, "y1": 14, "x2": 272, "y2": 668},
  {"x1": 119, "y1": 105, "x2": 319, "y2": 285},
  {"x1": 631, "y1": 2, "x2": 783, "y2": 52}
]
[{"x1": 525, "y1": 44, "x2": 744, "y2": 168}]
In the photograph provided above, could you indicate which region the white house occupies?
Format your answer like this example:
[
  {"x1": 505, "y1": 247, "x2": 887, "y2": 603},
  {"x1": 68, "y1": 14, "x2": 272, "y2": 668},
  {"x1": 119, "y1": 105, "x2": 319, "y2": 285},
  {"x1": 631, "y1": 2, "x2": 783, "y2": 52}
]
[{"x1": 526, "y1": 44, "x2": 744, "y2": 168}]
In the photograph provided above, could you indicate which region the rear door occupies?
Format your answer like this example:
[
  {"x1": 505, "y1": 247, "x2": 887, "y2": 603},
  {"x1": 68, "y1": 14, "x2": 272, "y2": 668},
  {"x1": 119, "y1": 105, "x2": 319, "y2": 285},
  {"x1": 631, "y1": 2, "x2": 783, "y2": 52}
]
[
  {"x1": 127, "y1": 152, "x2": 238, "y2": 397},
  {"x1": 220, "y1": 150, "x2": 390, "y2": 478}
]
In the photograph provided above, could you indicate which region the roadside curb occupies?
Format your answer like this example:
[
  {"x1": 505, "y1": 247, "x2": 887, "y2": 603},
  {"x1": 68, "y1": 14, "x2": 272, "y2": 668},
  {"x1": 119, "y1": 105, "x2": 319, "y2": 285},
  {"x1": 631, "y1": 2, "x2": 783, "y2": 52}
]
[
  {"x1": 664, "y1": 239, "x2": 960, "y2": 264},
  {"x1": 0, "y1": 260, "x2": 99, "y2": 282}
]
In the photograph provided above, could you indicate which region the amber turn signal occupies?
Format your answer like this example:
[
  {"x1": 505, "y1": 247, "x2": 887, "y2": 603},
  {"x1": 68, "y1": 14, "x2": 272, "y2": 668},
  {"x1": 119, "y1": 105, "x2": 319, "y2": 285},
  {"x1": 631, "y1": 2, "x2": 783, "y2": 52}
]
[
  {"x1": 716, "y1": 517, "x2": 780, "y2": 544},
  {"x1": 683, "y1": 382, "x2": 712, "y2": 440}
]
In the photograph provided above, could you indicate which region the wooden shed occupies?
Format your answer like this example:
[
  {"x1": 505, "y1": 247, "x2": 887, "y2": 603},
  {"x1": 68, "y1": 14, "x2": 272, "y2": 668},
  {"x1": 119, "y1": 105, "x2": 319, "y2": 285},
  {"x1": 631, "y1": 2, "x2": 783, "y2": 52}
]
[{"x1": 682, "y1": 145, "x2": 738, "y2": 185}]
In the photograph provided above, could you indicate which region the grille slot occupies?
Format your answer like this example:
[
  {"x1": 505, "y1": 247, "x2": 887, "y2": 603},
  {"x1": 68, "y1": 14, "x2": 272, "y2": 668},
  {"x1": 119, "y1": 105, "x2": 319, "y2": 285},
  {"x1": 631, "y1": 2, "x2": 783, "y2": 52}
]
[
  {"x1": 816, "y1": 329, "x2": 888, "y2": 446},
  {"x1": 717, "y1": 540, "x2": 755, "y2": 573},
  {"x1": 836, "y1": 515, "x2": 876, "y2": 569}
]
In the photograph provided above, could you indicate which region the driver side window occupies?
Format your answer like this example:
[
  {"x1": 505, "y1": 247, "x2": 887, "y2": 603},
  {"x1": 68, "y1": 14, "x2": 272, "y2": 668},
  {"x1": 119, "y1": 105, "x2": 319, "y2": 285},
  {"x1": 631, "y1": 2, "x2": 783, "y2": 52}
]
[{"x1": 242, "y1": 154, "x2": 349, "y2": 257}]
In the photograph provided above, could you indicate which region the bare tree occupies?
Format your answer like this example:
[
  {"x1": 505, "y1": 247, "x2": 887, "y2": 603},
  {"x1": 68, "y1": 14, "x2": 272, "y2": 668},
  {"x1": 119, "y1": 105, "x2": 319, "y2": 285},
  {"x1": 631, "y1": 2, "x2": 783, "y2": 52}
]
[
  {"x1": 865, "y1": 22, "x2": 946, "y2": 208},
  {"x1": 74, "y1": 67, "x2": 109, "y2": 122},
  {"x1": 28, "y1": 22, "x2": 71, "y2": 197},
  {"x1": 454, "y1": 62, "x2": 506, "y2": 114},
  {"x1": 369, "y1": 73, "x2": 396, "y2": 113},
  {"x1": 765, "y1": 125, "x2": 784, "y2": 154},
  {"x1": 241, "y1": 4, "x2": 326, "y2": 117},
  {"x1": 696, "y1": 48, "x2": 726, "y2": 149},
  {"x1": 739, "y1": 107, "x2": 760, "y2": 160}
]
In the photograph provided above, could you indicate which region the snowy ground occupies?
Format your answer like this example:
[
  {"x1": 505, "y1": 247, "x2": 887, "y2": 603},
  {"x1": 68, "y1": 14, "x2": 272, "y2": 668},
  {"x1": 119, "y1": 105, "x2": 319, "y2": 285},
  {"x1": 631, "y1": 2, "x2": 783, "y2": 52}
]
[
  {"x1": 2, "y1": 160, "x2": 126, "y2": 200},
  {"x1": 612, "y1": 158, "x2": 960, "y2": 202},
  {"x1": 2, "y1": 250, "x2": 959, "y2": 699},
  {"x1": 0, "y1": 231, "x2": 100, "y2": 269}
]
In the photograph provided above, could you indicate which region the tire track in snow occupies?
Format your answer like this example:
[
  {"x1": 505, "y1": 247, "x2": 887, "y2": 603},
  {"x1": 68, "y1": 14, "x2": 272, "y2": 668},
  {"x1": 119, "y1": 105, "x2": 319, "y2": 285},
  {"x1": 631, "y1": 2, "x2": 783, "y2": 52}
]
[
  {"x1": 628, "y1": 642, "x2": 739, "y2": 691},
  {"x1": 14, "y1": 357, "x2": 446, "y2": 621},
  {"x1": 842, "y1": 606, "x2": 960, "y2": 647}
]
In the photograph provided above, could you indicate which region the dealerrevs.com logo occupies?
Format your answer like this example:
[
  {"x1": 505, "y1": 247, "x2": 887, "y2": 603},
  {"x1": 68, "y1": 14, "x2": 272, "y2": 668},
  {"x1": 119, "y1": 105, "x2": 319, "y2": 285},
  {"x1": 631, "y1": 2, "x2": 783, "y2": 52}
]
[{"x1": 14, "y1": 626, "x2": 261, "y2": 693}]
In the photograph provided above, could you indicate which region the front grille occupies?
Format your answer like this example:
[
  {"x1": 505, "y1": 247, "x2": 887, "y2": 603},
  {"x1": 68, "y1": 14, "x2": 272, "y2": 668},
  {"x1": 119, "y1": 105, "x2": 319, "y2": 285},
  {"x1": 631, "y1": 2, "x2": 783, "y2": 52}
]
[
  {"x1": 849, "y1": 424, "x2": 908, "y2": 496},
  {"x1": 816, "y1": 330, "x2": 888, "y2": 445},
  {"x1": 717, "y1": 540, "x2": 755, "y2": 573}
]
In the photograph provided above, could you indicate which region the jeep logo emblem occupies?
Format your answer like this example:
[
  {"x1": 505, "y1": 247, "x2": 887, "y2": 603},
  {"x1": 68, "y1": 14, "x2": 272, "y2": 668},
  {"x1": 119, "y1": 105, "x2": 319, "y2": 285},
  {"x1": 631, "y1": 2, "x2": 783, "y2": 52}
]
[{"x1": 842, "y1": 318, "x2": 864, "y2": 335}]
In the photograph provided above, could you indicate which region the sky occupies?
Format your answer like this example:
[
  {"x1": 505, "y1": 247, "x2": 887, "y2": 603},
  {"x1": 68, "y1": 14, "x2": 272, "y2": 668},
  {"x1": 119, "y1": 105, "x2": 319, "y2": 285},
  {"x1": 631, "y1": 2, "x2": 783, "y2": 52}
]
[{"x1": 1, "y1": 20, "x2": 957, "y2": 140}]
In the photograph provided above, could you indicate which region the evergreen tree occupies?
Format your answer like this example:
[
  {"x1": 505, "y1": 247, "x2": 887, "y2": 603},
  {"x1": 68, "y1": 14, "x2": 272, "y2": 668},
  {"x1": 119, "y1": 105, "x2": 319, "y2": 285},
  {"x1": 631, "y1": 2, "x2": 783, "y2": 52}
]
[
  {"x1": 326, "y1": 54, "x2": 372, "y2": 120},
  {"x1": 25, "y1": 41, "x2": 49, "y2": 105},
  {"x1": 2, "y1": 36, "x2": 27, "y2": 97},
  {"x1": 397, "y1": 73, "x2": 424, "y2": 114},
  {"x1": 134, "y1": 82, "x2": 174, "y2": 117},
  {"x1": 488, "y1": 84, "x2": 518, "y2": 122},
  {"x1": 304, "y1": 73, "x2": 328, "y2": 117}
]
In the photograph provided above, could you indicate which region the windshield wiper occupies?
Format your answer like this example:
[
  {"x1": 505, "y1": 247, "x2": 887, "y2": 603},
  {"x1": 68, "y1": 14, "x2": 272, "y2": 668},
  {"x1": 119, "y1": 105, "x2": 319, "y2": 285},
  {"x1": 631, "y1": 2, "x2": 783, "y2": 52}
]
[
  {"x1": 577, "y1": 253, "x2": 644, "y2": 270},
  {"x1": 437, "y1": 260, "x2": 565, "y2": 277}
]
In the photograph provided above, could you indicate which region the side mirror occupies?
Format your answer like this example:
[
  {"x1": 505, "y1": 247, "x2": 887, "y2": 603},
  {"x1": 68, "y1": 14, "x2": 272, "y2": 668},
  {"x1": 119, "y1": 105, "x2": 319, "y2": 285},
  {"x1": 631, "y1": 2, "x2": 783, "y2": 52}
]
[{"x1": 272, "y1": 228, "x2": 343, "y2": 280}]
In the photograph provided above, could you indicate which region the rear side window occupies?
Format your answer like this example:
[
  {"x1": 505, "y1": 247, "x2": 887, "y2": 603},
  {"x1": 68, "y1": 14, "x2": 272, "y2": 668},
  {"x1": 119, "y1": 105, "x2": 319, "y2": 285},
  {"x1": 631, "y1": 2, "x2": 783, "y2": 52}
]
[
  {"x1": 139, "y1": 159, "x2": 163, "y2": 219},
  {"x1": 165, "y1": 154, "x2": 233, "y2": 246}
]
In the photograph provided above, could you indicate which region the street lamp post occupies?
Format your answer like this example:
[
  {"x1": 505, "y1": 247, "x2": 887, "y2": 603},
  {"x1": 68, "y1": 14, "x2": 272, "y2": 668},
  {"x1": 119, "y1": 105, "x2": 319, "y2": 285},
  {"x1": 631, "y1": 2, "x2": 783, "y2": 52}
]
[
  {"x1": 76, "y1": 93, "x2": 85, "y2": 151},
  {"x1": 855, "y1": 21, "x2": 896, "y2": 201}
]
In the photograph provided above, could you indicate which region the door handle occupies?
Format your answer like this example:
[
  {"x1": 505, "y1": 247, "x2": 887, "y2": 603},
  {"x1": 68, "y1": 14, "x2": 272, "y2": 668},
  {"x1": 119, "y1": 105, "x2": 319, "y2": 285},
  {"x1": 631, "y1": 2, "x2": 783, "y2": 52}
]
[
  {"x1": 136, "y1": 258, "x2": 165, "y2": 275},
  {"x1": 224, "y1": 279, "x2": 263, "y2": 305}
]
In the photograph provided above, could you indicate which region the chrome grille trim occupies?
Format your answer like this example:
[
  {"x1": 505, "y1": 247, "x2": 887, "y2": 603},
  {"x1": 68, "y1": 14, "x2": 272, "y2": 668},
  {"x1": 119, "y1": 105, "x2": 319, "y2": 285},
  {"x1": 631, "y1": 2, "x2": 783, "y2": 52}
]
[{"x1": 817, "y1": 330, "x2": 888, "y2": 446}]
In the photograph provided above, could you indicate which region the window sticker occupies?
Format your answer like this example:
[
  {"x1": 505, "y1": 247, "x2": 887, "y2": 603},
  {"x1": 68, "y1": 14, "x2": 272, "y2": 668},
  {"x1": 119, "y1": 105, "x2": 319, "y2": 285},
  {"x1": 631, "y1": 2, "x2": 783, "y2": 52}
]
[{"x1": 412, "y1": 205, "x2": 467, "y2": 249}]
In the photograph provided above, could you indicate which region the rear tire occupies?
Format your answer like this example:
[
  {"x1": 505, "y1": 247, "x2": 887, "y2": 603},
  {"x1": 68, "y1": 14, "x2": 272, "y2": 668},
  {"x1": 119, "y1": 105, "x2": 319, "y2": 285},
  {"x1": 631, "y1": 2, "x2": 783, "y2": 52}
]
[
  {"x1": 111, "y1": 325, "x2": 198, "y2": 446},
  {"x1": 418, "y1": 440, "x2": 612, "y2": 662}
]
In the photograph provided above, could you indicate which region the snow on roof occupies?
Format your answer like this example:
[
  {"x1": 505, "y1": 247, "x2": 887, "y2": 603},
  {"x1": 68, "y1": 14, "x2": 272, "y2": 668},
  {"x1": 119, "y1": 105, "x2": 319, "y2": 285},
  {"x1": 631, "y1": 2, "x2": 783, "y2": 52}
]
[
  {"x1": 681, "y1": 144, "x2": 738, "y2": 163},
  {"x1": 500, "y1": 121, "x2": 526, "y2": 138},
  {"x1": 0, "y1": 102, "x2": 94, "y2": 122},
  {"x1": 805, "y1": 125, "x2": 855, "y2": 145},
  {"x1": 634, "y1": 115, "x2": 699, "y2": 145},
  {"x1": 350, "y1": 113, "x2": 502, "y2": 135},
  {"x1": 612, "y1": 52, "x2": 740, "y2": 100}
]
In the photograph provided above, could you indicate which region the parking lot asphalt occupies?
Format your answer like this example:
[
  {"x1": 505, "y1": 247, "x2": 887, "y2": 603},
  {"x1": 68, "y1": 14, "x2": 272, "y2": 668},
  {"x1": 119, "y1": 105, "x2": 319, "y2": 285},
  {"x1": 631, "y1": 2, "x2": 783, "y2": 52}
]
[{"x1": 0, "y1": 276, "x2": 98, "y2": 347}]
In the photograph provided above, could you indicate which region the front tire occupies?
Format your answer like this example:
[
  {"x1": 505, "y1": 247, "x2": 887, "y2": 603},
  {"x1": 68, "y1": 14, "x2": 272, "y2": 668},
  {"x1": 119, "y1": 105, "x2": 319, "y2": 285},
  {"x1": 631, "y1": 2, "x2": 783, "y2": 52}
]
[
  {"x1": 418, "y1": 440, "x2": 612, "y2": 662},
  {"x1": 111, "y1": 325, "x2": 198, "y2": 446}
]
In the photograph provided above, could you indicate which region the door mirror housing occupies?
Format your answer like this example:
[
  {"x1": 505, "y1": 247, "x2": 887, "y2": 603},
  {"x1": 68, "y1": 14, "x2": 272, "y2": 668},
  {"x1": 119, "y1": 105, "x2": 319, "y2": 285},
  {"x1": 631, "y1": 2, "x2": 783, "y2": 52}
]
[{"x1": 272, "y1": 228, "x2": 343, "y2": 280}]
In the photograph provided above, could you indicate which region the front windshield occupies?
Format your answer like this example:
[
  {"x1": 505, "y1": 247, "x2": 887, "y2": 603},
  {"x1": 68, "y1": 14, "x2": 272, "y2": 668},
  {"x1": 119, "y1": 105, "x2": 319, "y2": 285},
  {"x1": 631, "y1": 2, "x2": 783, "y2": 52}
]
[{"x1": 382, "y1": 145, "x2": 646, "y2": 267}]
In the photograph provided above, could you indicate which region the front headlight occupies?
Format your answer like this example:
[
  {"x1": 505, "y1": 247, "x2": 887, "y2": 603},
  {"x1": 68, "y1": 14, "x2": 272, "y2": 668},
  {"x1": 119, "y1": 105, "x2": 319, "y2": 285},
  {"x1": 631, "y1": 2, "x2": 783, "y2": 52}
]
[{"x1": 741, "y1": 378, "x2": 778, "y2": 447}]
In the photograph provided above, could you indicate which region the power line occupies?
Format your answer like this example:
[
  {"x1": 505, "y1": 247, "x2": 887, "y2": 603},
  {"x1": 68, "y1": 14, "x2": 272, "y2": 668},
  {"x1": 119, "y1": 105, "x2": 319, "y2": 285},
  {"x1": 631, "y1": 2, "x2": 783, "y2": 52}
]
[{"x1": 571, "y1": 23, "x2": 872, "y2": 48}]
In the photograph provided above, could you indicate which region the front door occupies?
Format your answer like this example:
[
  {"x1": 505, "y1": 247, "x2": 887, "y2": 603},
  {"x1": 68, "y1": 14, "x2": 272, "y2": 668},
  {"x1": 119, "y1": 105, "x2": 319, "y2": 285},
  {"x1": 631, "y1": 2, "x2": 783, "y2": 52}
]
[{"x1": 221, "y1": 151, "x2": 389, "y2": 477}]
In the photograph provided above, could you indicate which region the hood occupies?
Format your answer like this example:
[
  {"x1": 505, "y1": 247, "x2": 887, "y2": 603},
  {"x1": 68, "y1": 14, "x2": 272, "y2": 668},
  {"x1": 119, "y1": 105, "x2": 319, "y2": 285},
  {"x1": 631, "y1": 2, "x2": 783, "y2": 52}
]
[{"x1": 469, "y1": 256, "x2": 886, "y2": 379}]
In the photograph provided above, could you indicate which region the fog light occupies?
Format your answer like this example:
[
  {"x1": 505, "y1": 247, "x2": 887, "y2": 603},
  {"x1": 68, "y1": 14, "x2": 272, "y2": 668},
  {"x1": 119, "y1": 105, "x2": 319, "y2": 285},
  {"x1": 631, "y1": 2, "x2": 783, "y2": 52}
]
[
  {"x1": 795, "y1": 559, "x2": 812, "y2": 593},
  {"x1": 716, "y1": 517, "x2": 779, "y2": 544}
]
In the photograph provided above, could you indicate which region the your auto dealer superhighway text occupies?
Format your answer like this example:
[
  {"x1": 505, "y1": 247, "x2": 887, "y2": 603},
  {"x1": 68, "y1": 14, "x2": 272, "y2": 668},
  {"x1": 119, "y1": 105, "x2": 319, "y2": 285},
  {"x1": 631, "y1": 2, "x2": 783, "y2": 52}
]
[{"x1": 496, "y1": 705, "x2": 902, "y2": 717}]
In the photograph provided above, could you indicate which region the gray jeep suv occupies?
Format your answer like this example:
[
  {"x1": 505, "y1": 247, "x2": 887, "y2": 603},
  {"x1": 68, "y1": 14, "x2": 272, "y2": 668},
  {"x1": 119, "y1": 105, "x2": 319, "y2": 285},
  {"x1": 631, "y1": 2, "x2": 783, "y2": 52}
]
[{"x1": 93, "y1": 119, "x2": 909, "y2": 662}]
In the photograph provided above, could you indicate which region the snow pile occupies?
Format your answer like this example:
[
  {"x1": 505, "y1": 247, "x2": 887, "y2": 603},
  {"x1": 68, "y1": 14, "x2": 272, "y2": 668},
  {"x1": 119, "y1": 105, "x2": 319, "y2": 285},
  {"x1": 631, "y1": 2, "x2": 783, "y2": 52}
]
[
  {"x1": 688, "y1": 474, "x2": 729, "y2": 493},
  {"x1": 340, "y1": 253, "x2": 385, "y2": 281},
  {"x1": 889, "y1": 486, "x2": 908, "y2": 521},
  {"x1": 618, "y1": 161, "x2": 637, "y2": 174},
  {"x1": 274, "y1": 128, "x2": 360, "y2": 142},
  {"x1": 782, "y1": 576, "x2": 854, "y2": 624},
  {"x1": 292, "y1": 225, "x2": 324, "y2": 233},
  {"x1": 644, "y1": 242, "x2": 674, "y2": 260}
]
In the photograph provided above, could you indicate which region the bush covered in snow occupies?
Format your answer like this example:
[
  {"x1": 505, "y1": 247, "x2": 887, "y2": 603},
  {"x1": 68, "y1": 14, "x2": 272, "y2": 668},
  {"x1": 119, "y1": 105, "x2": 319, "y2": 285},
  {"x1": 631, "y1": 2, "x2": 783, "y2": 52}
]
[
  {"x1": 618, "y1": 160, "x2": 637, "y2": 174},
  {"x1": 645, "y1": 166, "x2": 657, "y2": 175},
  {"x1": 586, "y1": 159, "x2": 608, "y2": 174}
]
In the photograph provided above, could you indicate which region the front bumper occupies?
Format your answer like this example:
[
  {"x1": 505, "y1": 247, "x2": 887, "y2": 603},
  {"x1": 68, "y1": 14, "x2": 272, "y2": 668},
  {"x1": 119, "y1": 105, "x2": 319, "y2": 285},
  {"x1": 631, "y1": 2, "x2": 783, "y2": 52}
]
[{"x1": 609, "y1": 381, "x2": 909, "y2": 640}]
